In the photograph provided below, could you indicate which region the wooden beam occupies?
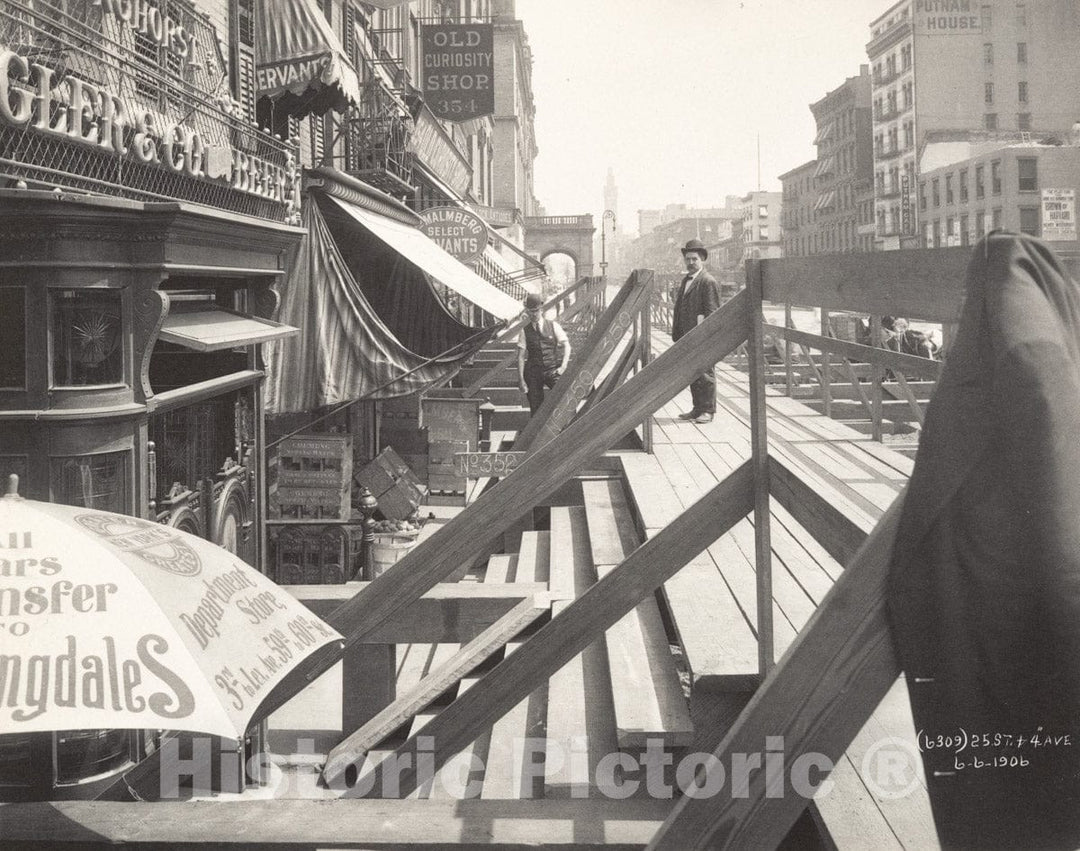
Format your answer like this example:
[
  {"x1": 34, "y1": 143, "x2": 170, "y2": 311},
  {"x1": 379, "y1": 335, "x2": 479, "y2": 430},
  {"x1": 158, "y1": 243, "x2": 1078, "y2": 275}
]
[
  {"x1": 767, "y1": 454, "x2": 871, "y2": 568},
  {"x1": 765, "y1": 325, "x2": 942, "y2": 380},
  {"x1": 2, "y1": 798, "x2": 673, "y2": 847},
  {"x1": 746, "y1": 261, "x2": 775, "y2": 677},
  {"x1": 515, "y1": 269, "x2": 654, "y2": 453},
  {"x1": 758, "y1": 247, "x2": 970, "y2": 320},
  {"x1": 340, "y1": 463, "x2": 755, "y2": 796},
  {"x1": 286, "y1": 582, "x2": 551, "y2": 644},
  {"x1": 647, "y1": 496, "x2": 905, "y2": 851},
  {"x1": 325, "y1": 287, "x2": 753, "y2": 653},
  {"x1": 323, "y1": 597, "x2": 549, "y2": 782}
]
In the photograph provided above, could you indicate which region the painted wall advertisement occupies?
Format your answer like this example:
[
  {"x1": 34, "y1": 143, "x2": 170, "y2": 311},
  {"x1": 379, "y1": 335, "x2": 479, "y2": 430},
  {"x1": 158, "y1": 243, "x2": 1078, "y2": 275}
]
[
  {"x1": 1041, "y1": 189, "x2": 1077, "y2": 242},
  {"x1": 913, "y1": 1, "x2": 982, "y2": 35},
  {"x1": 421, "y1": 24, "x2": 495, "y2": 121}
]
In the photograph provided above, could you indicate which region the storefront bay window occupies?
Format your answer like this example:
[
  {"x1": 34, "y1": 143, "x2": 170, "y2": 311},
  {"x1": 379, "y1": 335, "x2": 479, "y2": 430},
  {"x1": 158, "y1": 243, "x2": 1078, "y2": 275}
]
[
  {"x1": 51, "y1": 290, "x2": 124, "y2": 388},
  {"x1": 50, "y1": 450, "x2": 130, "y2": 514}
]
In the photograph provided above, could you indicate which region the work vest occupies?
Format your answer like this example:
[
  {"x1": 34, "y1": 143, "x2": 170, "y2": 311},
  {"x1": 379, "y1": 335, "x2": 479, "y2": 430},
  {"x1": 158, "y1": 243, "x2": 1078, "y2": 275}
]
[{"x1": 524, "y1": 320, "x2": 561, "y2": 372}]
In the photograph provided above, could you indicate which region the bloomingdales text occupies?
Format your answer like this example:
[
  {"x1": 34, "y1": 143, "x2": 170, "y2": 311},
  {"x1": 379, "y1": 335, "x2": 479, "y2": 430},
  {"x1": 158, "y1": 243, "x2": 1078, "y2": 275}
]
[{"x1": 0, "y1": 47, "x2": 301, "y2": 216}]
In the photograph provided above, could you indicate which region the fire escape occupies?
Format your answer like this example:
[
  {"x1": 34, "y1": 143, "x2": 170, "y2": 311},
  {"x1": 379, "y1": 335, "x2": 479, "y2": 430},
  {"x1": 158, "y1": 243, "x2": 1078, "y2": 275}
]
[{"x1": 344, "y1": 13, "x2": 413, "y2": 198}]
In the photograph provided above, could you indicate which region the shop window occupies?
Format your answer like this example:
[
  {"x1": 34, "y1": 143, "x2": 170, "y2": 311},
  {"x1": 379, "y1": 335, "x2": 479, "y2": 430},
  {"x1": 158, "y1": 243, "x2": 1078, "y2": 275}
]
[
  {"x1": 0, "y1": 288, "x2": 25, "y2": 388},
  {"x1": 50, "y1": 451, "x2": 130, "y2": 514},
  {"x1": 1019, "y1": 206, "x2": 1040, "y2": 236},
  {"x1": 1018, "y1": 157, "x2": 1038, "y2": 192},
  {"x1": 51, "y1": 290, "x2": 123, "y2": 387}
]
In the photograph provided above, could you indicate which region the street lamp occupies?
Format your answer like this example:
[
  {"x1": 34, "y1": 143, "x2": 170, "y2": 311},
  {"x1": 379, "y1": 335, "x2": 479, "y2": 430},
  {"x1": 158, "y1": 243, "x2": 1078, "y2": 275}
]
[{"x1": 599, "y1": 209, "x2": 616, "y2": 278}]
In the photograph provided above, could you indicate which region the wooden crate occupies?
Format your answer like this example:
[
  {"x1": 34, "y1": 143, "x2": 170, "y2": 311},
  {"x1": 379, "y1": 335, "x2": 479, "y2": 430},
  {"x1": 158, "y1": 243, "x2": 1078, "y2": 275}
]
[
  {"x1": 421, "y1": 396, "x2": 480, "y2": 448},
  {"x1": 355, "y1": 447, "x2": 427, "y2": 520},
  {"x1": 270, "y1": 434, "x2": 352, "y2": 520},
  {"x1": 428, "y1": 439, "x2": 469, "y2": 496}
]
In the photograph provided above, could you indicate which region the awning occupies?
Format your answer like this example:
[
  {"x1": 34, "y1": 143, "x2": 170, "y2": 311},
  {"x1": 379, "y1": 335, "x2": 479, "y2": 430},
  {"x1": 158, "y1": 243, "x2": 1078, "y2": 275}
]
[
  {"x1": 814, "y1": 122, "x2": 834, "y2": 145},
  {"x1": 813, "y1": 156, "x2": 836, "y2": 179},
  {"x1": 326, "y1": 195, "x2": 523, "y2": 321},
  {"x1": 159, "y1": 304, "x2": 298, "y2": 351},
  {"x1": 814, "y1": 190, "x2": 837, "y2": 211},
  {"x1": 256, "y1": 0, "x2": 362, "y2": 116}
]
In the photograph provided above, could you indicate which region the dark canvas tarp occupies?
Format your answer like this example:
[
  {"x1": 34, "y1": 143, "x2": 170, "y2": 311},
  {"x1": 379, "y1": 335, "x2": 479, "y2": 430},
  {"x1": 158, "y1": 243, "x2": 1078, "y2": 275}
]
[
  {"x1": 264, "y1": 198, "x2": 496, "y2": 415},
  {"x1": 888, "y1": 232, "x2": 1080, "y2": 849}
]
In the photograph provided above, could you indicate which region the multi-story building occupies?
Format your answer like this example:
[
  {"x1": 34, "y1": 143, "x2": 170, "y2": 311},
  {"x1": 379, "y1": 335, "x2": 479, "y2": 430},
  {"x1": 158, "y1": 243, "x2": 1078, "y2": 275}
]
[
  {"x1": 918, "y1": 143, "x2": 1080, "y2": 269},
  {"x1": 742, "y1": 191, "x2": 784, "y2": 260},
  {"x1": 780, "y1": 160, "x2": 818, "y2": 257},
  {"x1": 867, "y1": 0, "x2": 1080, "y2": 249},
  {"x1": 810, "y1": 66, "x2": 875, "y2": 255}
]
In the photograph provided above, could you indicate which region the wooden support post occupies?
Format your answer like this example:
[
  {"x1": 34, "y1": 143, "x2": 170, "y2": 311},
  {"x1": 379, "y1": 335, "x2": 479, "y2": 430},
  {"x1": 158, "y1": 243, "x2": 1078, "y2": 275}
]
[
  {"x1": 820, "y1": 309, "x2": 832, "y2": 419},
  {"x1": 342, "y1": 643, "x2": 396, "y2": 733},
  {"x1": 647, "y1": 496, "x2": 905, "y2": 851},
  {"x1": 746, "y1": 260, "x2": 774, "y2": 677},
  {"x1": 870, "y1": 315, "x2": 884, "y2": 442},
  {"x1": 784, "y1": 302, "x2": 794, "y2": 397},
  {"x1": 640, "y1": 295, "x2": 654, "y2": 453}
]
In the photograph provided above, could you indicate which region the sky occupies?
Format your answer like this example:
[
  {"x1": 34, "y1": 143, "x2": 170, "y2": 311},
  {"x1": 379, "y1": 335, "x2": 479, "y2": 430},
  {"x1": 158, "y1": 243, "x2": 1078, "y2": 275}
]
[{"x1": 515, "y1": 0, "x2": 895, "y2": 235}]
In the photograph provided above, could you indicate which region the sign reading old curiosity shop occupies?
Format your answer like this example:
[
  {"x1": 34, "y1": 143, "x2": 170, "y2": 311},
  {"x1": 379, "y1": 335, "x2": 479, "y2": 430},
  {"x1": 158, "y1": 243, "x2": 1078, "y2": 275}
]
[{"x1": 421, "y1": 24, "x2": 494, "y2": 121}]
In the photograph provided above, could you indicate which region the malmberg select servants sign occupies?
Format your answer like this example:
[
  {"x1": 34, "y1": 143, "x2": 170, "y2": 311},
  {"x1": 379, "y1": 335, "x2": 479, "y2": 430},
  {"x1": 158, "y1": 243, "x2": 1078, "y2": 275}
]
[{"x1": 421, "y1": 24, "x2": 494, "y2": 121}]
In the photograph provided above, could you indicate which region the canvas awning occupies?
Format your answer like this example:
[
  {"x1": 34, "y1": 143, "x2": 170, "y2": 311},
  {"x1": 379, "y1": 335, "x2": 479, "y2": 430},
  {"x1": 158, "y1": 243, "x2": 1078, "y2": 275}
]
[
  {"x1": 159, "y1": 304, "x2": 298, "y2": 352},
  {"x1": 814, "y1": 190, "x2": 837, "y2": 211},
  {"x1": 326, "y1": 195, "x2": 523, "y2": 321},
  {"x1": 813, "y1": 156, "x2": 836, "y2": 179},
  {"x1": 256, "y1": 0, "x2": 362, "y2": 116}
]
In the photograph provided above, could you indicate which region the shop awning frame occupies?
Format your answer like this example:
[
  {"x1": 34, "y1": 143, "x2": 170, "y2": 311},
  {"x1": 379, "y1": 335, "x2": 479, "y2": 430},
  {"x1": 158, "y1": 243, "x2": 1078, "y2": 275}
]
[
  {"x1": 256, "y1": 0, "x2": 362, "y2": 114},
  {"x1": 159, "y1": 303, "x2": 299, "y2": 352},
  {"x1": 325, "y1": 194, "x2": 524, "y2": 321}
]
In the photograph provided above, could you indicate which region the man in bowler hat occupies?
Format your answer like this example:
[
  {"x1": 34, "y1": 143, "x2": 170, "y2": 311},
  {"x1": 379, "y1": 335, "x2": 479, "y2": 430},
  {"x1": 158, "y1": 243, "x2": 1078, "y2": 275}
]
[
  {"x1": 671, "y1": 238, "x2": 721, "y2": 424},
  {"x1": 517, "y1": 291, "x2": 571, "y2": 416}
]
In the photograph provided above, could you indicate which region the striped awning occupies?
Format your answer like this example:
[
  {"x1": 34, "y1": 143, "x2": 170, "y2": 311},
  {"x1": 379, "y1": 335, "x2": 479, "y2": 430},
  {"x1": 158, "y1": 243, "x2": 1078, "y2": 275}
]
[
  {"x1": 813, "y1": 122, "x2": 834, "y2": 145},
  {"x1": 256, "y1": 0, "x2": 362, "y2": 116},
  {"x1": 813, "y1": 156, "x2": 836, "y2": 179},
  {"x1": 814, "y1": 190, "x2": 837, "y2": 211}
]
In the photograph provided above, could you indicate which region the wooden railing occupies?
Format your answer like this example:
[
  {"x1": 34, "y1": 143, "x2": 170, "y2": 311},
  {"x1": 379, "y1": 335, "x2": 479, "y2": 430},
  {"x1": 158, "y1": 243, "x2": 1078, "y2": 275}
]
[{"x1": 10, "y1": 248, "x2": 980, "y2": 850}]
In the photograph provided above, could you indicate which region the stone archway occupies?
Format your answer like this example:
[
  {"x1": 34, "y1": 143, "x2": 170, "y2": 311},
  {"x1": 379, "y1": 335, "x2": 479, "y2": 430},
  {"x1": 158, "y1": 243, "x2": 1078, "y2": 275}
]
[{"x1": 524, "y1": 215, "x2": 595, "y2": 278}]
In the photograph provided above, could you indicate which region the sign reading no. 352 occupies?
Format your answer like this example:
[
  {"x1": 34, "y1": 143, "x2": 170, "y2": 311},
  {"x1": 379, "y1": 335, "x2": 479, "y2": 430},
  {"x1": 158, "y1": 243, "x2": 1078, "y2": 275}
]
[
  {"x1": 454, "y1": 451, "x2": 525, "y2": 478},
  {"x1": 421, "y1": 24, "x2": 494, "y2": 121}
]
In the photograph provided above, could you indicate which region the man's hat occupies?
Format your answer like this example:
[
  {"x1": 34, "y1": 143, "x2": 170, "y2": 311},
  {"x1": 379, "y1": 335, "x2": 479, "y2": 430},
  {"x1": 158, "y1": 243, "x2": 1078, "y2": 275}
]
[
  {"x1": 523, "y1": 292, "x2": 544, "y2": 310},
  {"x1": 681, "y1": 238, "x2": 708, "y2": 260}
]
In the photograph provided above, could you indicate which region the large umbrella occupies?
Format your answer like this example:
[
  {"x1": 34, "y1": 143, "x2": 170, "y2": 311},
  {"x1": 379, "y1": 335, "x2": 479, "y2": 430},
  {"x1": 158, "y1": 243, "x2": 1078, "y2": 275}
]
[{"x1": 0, "y1": 475, "x2": 343, "y2": 741}]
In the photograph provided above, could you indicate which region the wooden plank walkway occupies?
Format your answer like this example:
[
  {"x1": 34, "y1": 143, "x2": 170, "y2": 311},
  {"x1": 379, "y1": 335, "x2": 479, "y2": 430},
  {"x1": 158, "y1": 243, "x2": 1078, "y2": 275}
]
[{"x1": 631, "y1": 333, "x2": 935, "y2": 849}]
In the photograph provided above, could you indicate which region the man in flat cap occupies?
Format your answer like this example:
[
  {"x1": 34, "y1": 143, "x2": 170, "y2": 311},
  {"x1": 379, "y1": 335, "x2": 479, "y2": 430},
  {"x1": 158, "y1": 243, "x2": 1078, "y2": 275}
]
[
  {"x1": 517, "y1": 291, "x2": 571, "y2": 416},
  {"x1": 672, "y1": 238, "x2": 721, "y2": 423}
]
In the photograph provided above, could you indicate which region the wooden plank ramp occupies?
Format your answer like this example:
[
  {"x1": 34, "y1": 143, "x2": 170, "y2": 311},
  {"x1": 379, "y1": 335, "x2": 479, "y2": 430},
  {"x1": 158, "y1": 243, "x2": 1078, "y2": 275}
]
[{"x1": 581, "y1": 478, "x2": 693, "y2": 749}]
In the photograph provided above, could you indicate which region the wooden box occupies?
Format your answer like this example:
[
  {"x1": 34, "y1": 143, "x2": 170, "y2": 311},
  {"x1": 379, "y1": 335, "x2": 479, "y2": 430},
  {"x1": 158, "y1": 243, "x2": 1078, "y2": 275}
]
[
  {"x1": 428, "y1": 439, "x2": 469, "y2": 495},
  {"x1": 270, "y1": 434, "x2": 352, "y2": 520},
  {"x1": 355, "y1": 447, "x2": 426, "y2": 520}
]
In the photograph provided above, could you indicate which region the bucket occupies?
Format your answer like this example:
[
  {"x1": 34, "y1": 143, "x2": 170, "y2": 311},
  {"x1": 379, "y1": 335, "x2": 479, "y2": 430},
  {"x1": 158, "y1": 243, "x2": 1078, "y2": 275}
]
[{"x1": 370, "y1": 531, "x2": 420, "y2": 579}]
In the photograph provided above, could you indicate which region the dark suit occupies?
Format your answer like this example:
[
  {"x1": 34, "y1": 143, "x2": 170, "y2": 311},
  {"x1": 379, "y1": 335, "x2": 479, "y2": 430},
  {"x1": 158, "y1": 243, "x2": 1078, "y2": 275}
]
[{"x1": 672, "y1": 269, "x2": 721, "y2": 413}]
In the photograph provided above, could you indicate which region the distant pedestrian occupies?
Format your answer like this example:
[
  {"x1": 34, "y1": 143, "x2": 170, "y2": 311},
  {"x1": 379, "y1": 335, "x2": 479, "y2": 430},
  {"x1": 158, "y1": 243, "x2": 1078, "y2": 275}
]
[
  {"x1": 672, "y1": 238, "x2": 721, "y2": 424},
  {"x1": 517, "y1": 292, "x2": 571, "y2": 416}
]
